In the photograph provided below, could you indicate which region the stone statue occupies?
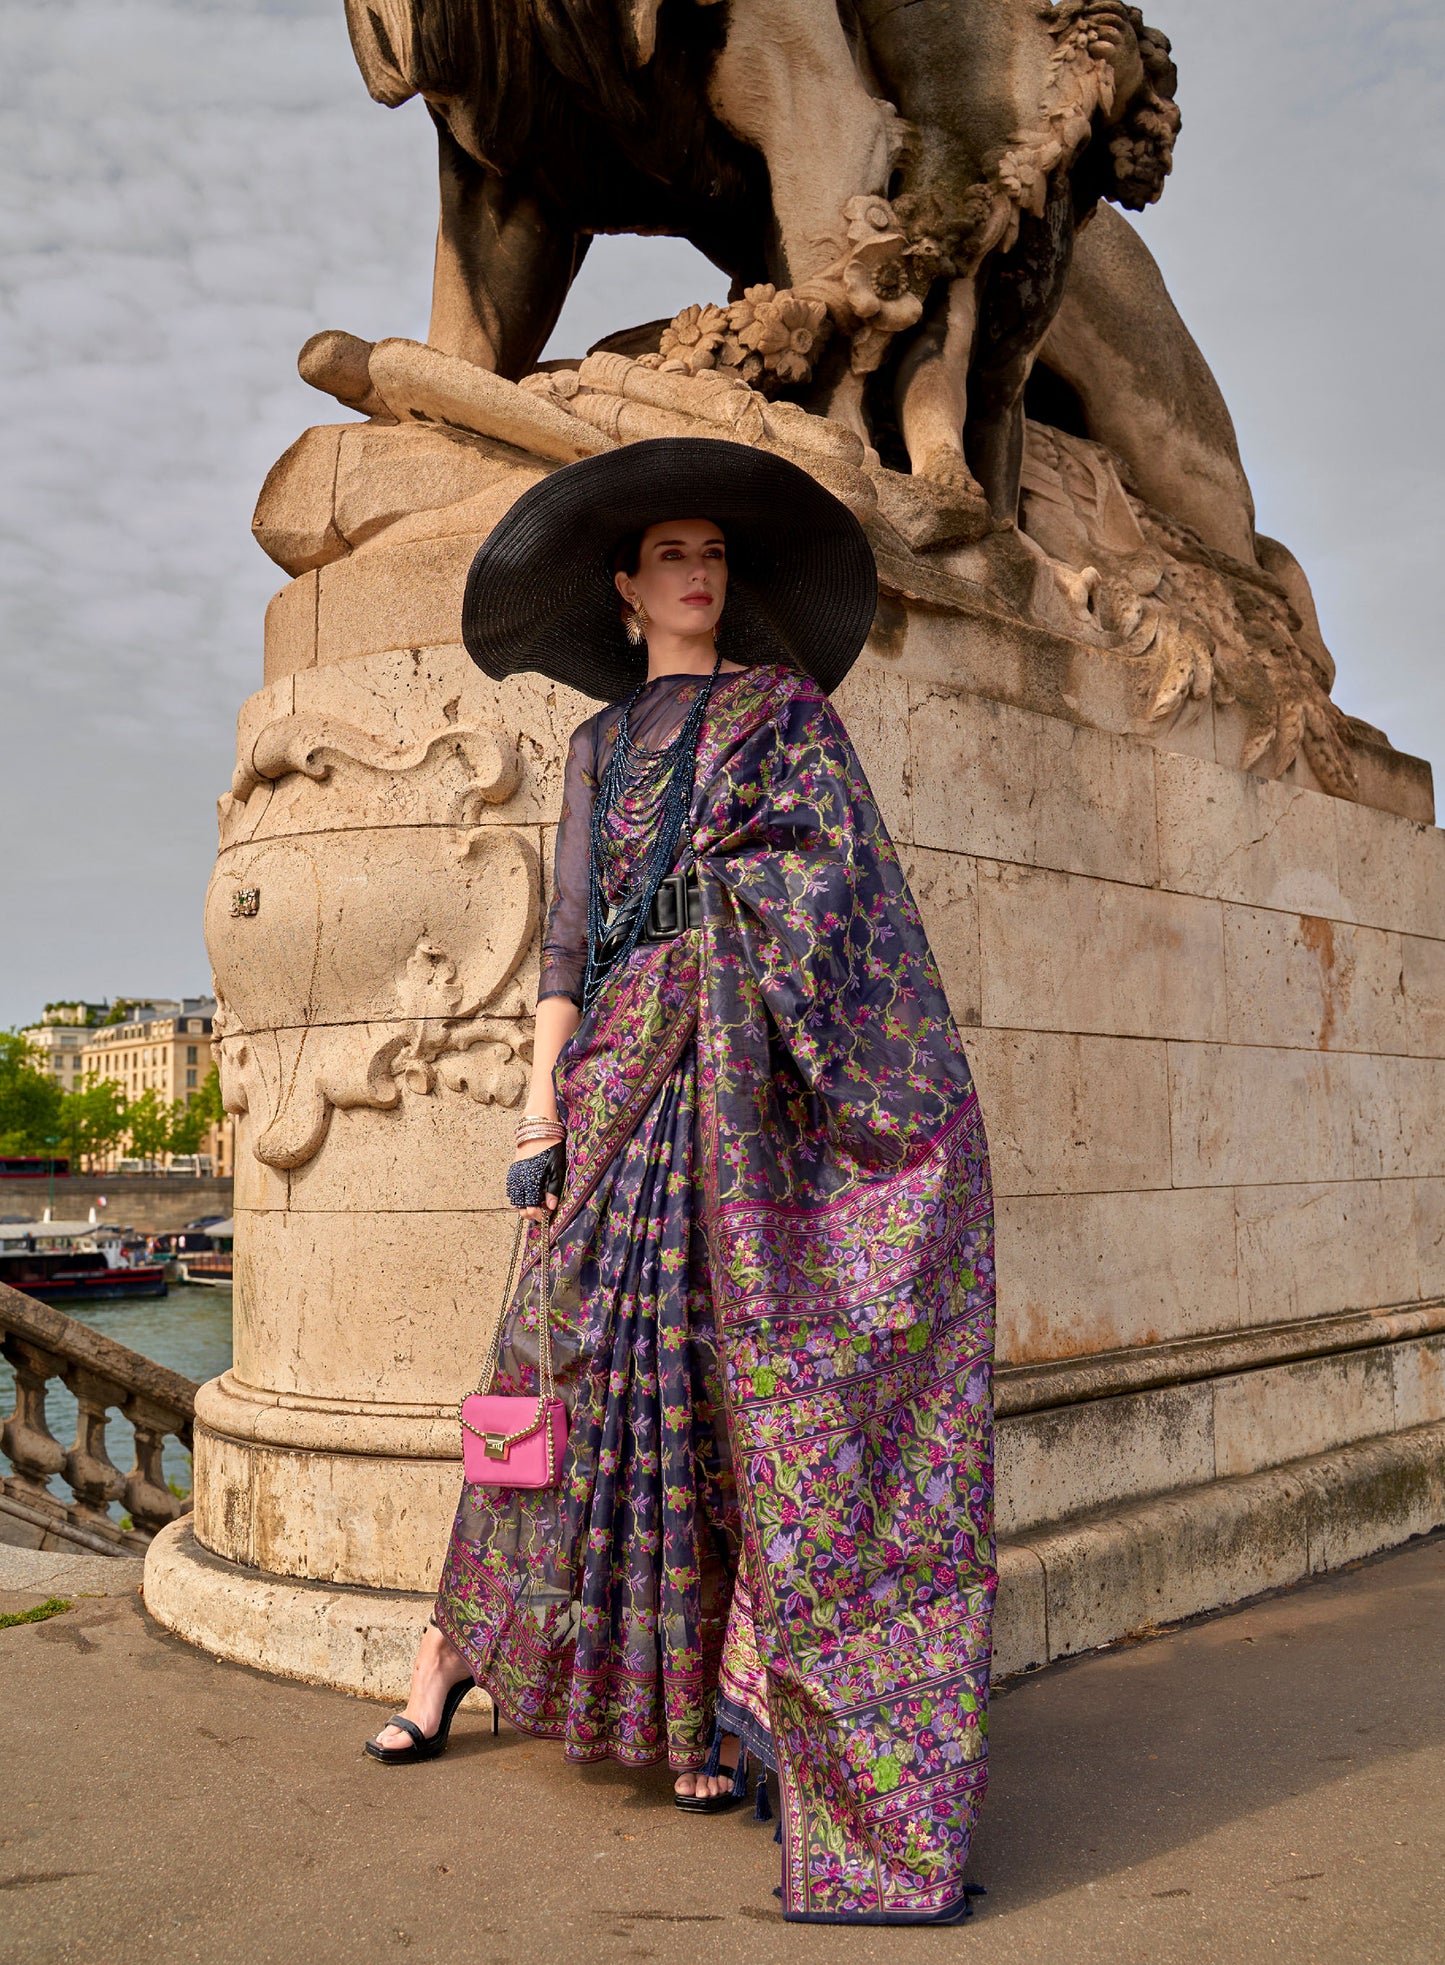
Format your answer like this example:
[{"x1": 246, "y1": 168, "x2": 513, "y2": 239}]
[
  {"x1": 329, "y1": 0, "x2": 1368, "y2": 797},
  {"x1": 345, "y1": 1, "x2": 1176, "y2": 519}
]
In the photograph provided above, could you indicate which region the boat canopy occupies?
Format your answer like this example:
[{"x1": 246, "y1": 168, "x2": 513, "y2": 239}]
[{"x1": 0, "y1": 1221, "x2": 121, "y2": 1244}]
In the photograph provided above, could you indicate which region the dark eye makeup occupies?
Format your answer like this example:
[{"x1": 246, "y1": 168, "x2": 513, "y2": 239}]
[{"x1": 651, "y1": 538, "x2": 726, "y2": 560}]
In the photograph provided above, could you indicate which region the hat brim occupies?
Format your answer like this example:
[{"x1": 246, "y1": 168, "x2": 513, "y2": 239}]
[{"x1": 461, "y1": 437, "x2": 878, "y2": 702}]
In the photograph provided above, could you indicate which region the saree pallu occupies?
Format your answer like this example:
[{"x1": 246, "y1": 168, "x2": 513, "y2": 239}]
[{"x1": 436, "y1": 665, "x2": 996, "y2": 1924}]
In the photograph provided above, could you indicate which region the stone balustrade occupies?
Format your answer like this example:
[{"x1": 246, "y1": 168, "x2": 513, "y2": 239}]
[{"x1": 0, "y1": 1281, "x2": 198, "y2": 1556}]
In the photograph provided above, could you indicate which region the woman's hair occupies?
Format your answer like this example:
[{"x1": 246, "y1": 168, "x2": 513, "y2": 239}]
[
  {"x1": 611, "y1": 531, "x2": 644, "y2": 579},
  {"x1": 611, "y1": 532, "x2": 643, "y2": 630}
]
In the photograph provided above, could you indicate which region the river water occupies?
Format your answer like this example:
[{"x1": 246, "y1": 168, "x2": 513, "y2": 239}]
[{"x1": 0, "y1": 1282, "x2": 233, "y2": 1517}]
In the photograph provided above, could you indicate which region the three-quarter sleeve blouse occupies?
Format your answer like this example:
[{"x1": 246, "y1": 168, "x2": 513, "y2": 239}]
[{"x1": 538, "y1": 720, "x2": 598, "y2": 1006}]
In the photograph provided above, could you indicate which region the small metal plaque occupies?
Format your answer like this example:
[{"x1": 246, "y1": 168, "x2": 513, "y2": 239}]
[
  {"x1": 230, "y1": 888, "x2": 260, "y2": 918},
  {"x1": 484, "y1": 1435, "x2": 508, "y2": 1460}
]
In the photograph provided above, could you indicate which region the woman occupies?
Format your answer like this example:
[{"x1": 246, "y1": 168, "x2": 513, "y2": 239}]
[{"x1": 365, "y1": 438, "x2": 996, "y2": 1925}]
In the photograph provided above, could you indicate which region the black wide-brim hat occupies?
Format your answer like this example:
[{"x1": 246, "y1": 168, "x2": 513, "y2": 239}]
[{"x1": 461, "y1": 436, "x2": 878, "y2": 703}]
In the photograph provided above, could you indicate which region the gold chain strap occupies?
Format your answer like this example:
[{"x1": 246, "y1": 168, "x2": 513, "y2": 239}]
[{"x1": 459, "y1": 1211, "x2": 557, "y2": 1461}]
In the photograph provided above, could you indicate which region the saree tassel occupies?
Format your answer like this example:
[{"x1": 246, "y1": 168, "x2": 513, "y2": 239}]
[{"x1": 753, "y1": 1768, "x2": 772, "y2": 1822}]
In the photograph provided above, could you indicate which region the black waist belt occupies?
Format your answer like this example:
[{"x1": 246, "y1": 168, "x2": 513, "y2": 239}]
[
  {"x1": 593, "y1": 870, "x2": 702, "y2": 973},
  {"x1": 639, "y1": 869, "x2": 702, "y2": 943}
]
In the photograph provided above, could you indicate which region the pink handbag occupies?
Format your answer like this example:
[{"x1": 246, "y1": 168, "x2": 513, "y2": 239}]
[{"x1": 460, "y1": 1213, "x2": 569, "y2": 1489}]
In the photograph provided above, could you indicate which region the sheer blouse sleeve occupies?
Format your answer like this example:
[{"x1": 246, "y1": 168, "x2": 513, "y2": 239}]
[{"x1": 538, "y1": 717, "x2": 598, "y2": 1006}]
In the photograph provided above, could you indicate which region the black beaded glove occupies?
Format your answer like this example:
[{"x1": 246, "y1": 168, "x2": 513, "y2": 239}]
[{"x1": 506, "y1": 1143, "x2": 566, "y2": 1211}]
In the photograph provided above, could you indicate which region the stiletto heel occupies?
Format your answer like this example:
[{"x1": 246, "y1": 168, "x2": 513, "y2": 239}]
[{"x1": 364, "y1": 1673, "x2": 475, "y2": 1764}]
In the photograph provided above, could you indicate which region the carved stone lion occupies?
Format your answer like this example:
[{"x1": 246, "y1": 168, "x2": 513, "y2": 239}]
[{"x1": 344, "y1": 1, "x2": 1176, "y2": 522}]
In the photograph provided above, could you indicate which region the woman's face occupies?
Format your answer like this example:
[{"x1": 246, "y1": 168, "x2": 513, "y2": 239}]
[{"x1": 615, "y1": 518, "x2": 727, "y2": 641}]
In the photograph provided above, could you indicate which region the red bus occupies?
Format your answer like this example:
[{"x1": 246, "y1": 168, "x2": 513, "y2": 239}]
[{"x1": 0, "y1": 1155, "x2": 72, "y2": 1179}]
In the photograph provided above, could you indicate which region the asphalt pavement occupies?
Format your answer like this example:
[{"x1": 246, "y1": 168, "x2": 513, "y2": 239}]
[{"x1": 3, "y1": 1532, "x2": 1441, "y2": 1965}]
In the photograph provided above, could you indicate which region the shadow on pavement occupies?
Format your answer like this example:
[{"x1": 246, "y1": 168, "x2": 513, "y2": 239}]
[{"x1": 973, "y1": 1531, "x2": 1445, "y2": 1915}]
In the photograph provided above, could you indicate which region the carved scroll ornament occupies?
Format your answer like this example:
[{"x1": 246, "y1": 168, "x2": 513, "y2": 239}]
[
  {"x1": 209, "y1": 826, "x2": 537, "y2": 1170},
  {"x1": 219, "y1": 711, "x2": 520, "y2": 848},
  {"x1": 207, "y1": 714, "x2": 539, "y2": 1171}
]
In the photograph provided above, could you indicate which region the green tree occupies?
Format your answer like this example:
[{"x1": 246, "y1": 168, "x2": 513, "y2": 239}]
[
  {"x1": 58, "y1": 1077, "x2": 130, "y2": 1172},
  {"x1": 0, "y1": 1030, "x2": 64, "y2": 1153},
  {"x1": 124, "y1": 1088, "x2": 178, "y2": 1169},
  {"x1": 168, "y1": 1065, "x2": 223, "y2": 1157}
]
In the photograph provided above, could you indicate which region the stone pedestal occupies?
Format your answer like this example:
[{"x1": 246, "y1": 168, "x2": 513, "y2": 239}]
[{"x1": 146, "y1": 420, "x2": 1445, "y2": 1697}]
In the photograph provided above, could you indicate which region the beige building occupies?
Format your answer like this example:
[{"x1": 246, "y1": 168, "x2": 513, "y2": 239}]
[
  {"x1": 78, "y1": 998, "x2": 233, "y2": 1175},
  {"x1": 26, "y1": 1023, "x2": 89, "y2": 1089},
  {"x1": 23, "y1": 1002, "x2": 109, "y2": 1089}
]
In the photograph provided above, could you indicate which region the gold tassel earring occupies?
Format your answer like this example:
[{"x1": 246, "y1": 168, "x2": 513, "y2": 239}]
[{"x1": 624, "y1": 599, "x2": 647, "y2": 647}]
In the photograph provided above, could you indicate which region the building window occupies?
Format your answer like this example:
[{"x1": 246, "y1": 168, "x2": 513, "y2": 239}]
[
  {"x1": 187, "y1": 1046, "x2": 198, "y2": 1064},
  {"x1": 186, "y1": 1069, "x2": 197, "y2": 1087}
]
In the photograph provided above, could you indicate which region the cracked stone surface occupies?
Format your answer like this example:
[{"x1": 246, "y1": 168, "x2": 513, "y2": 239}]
[{"x1": 0, "y1": 1544, "x2": 144, "y2": 1604}]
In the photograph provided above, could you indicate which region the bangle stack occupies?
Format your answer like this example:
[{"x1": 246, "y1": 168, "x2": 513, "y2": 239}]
[{"x1": 515, "y1": 1113, "x2": 566, "y2": 1152}]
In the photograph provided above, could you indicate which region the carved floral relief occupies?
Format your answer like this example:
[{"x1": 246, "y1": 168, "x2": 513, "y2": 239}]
[{"x1": 1017, "y1": 425, "x2": 1357, "y2": 795}]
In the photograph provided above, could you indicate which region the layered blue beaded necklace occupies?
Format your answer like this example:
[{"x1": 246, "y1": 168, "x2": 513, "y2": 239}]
[{"x1": 581, "y1": 656, "x2": 720, "y2": 1011}]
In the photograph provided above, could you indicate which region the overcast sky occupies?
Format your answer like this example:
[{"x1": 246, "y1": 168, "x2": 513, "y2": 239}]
[{"x1": 1, "y1": 0, "x2": 1441, "y2": 1028}]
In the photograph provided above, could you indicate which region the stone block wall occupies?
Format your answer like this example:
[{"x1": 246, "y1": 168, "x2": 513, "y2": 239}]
[
  {"x1": 828, "y1": 658, "x2": 1445, "y2": 1550},
  {"x1": 856, "y1": 674, "x2": 1445, "y2": 1363},
  {"x1": 0, "y1": 1176, "x2": 233, "y2": 1237}
]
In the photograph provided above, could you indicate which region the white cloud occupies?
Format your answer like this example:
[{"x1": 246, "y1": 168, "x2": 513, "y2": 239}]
[{"x1": 1, "y1": 0, "x2": 1441, "y2": 1023}]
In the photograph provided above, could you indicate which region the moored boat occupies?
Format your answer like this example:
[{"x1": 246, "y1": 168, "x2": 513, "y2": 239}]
[
  {"x1": 0, "y1": 1222, "x2": 168, "y2": 1302},
  {"x1": 182, "y1": 1250, "x2": 233, "y2": 1284},
  {"x1": 149, "y1": 1218, "x2": 233, "y2": 1286}
]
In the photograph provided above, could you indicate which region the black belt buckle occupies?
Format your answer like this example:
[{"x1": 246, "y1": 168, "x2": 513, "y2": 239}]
[{"x1": 649, "y1": 870, "x2": 689, "y2": 940}]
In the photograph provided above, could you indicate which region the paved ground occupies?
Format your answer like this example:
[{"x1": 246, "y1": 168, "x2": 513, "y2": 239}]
[{"x1": 3, "y1": 1533, "x2": 1442, "y2": 1965}]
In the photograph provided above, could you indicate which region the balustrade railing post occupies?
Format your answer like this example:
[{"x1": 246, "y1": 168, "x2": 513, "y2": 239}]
[
  {"x1": 0, "y1": 1284, "x2": 199, "y2": 1557},
  {"x1": 1, "y1": 1333, "x2": 68, "y2": 1514},
  {"x1": 124, "y1": 1396, "x2": 190, "y2": 1536},
  {"x1": 61, "y1": 1365, "x2": 130, "y2": 1532}
]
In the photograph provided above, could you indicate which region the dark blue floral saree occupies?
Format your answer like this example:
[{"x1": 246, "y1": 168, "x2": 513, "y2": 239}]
[{"x1": 435, "y1": 663, "x2": 996, "y2": 1922}]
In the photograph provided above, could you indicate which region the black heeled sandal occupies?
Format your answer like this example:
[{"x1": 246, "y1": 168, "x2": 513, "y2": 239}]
[
  {"x1": 364, "y1": 1672, "x2": 478, "y2": 1764},
  {"x1": 364, "y1": 1618, "x2": 501, "y2": 1764},
  {"x1": 674, "y1": 1736, "x2": 747, "y2": 1814}
]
